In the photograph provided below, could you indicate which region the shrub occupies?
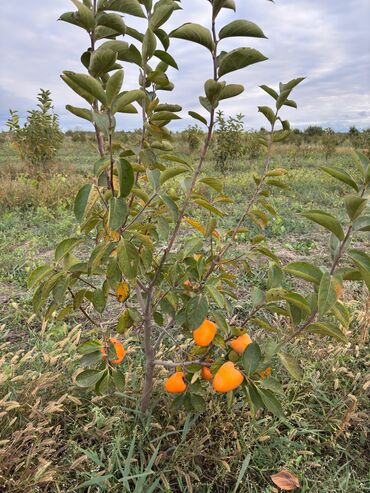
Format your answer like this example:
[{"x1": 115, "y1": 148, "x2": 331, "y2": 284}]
[
  {"x1": 321, "y1": 127, "x2": 339, "y2": 159},
  {"x1": 304, "y1": 125, "x2": 324, "y2": 137},
  {"x1": 244, "y1": 131, "x2": 262, "y2": 160},
  {"x1": 214, "y1": 111, "x2": 245, "y2": 173},
  {"x1": 6, "y1": 89, "x2": 63, "y2": 171},
  {"x1": 30, "y1": 0, "x2": 369, "y2": 418},
  {"x1": 184, "y1": 124, "x2": 203, "y2": 153}
]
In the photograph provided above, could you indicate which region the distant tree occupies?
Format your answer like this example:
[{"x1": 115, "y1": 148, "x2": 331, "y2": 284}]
[
  {"x1": 6, "y1": 89, "x2": 63, "y2": 170},
  {"x1": 304, "y1": 125, "x2": 324, "y2": 137},
  {"x1": 184, "y1": 124, "x2": 203, "y2": 153},
  {"x1": 349, "y1": 126, "x2": 360, "y2": 137},
  {"x1": 214, "y1": 111, "x2": 245, "y2": 173},
  {"x1": 322, "y1": 128, "x2": 339, "y2": 160}
]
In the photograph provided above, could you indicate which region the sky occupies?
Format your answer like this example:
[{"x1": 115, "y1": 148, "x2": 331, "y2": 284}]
[{"x1": 0, "y1": 0, "x2": 369, "y2": 132}]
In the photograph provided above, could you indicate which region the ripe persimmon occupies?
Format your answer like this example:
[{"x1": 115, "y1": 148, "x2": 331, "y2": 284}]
[
  {"x1": 165, "y1": 371, "x2": 187, "y2": 393},
  {"x1": 229, "y1": 333, "x2": 252, "y2": 354},
  {"x1": 193, "y1": 320, "x2": 217, "y2": 347},
  {"x1": 259, "y1": 367, "x2": 272, "y2": 378},
  {"x1": 213, "y1": 362, "x2": 244, "y2": 393},
  {"x1": 201, "y1": 366, "x2": 213, "y2": 381},
  {"x1": 100, "y1": 337, "x2": 126, "y2": 365}
]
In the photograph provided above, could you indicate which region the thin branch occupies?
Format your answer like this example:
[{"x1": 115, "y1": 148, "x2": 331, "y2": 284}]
[
  {"x1": 203, "y1": 122, "x2": 276, "y2": 283},
  {"x1": 153, "y1": 359, "x2": 211, "y2": 368},
  {"x1": 121, "y1": 193, "x2": 157, "y2": 234},
  {"x1": 68, "y1": 287, "x2": 101, "y2": 327}
]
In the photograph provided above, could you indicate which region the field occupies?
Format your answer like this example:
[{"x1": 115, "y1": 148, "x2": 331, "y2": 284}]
[{"x1": 0, "y1": 134, "x2": 369, "y2": 493}]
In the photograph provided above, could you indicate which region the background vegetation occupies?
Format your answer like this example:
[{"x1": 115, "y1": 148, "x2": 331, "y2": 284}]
[{"x1": 0, "y1": 128, "x2": 368, "y2": 492}]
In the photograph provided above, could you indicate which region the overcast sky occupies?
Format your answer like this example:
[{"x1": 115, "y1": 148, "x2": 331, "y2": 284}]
[{"x1": 0, "y1": 0, "x2": 369, "y2": 131}]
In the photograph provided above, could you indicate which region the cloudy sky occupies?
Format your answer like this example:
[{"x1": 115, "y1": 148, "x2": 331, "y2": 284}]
[{"x1": 0, "y1": 0, "x2": 369, "y2": 131}]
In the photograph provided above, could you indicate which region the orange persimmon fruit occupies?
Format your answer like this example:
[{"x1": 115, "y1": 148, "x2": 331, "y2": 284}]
[
  {"x1": 229, "y1": 333, "x2": 252, "y2": 354},
  {"x1": 259, "y1": 367, "x2": 272, "y2": 379},
  {"x1": 213, "y1": 362, "x2": 244, "y2": 393},
  {"x1": 100, "y1": 337, "x2": 126, "y2": 365},
  {"x1": 165, "y1": 371, "x2": 187, "y2": 393},
  {"x1": 201, "y1": 366, "x2": 213, "y2": 381},
  {"x1": 193, "y1": 320, "x2": 217, "y2": 347}
]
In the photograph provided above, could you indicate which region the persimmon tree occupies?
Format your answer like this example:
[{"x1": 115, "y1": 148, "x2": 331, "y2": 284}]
[
  {"x1": 29, "y1": 0, "x2": 370, "y2": 414},
  {"x1": 6, "y1": 89, "x2": 63, "y2": 170}
]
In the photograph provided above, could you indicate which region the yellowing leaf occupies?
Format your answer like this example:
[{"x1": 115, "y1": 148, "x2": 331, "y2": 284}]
[
  {"x1": 115, "y1": 281, "x2": 130, "y2": 303},
  {"x1": 271, "y1": 470, "x2": 300, "y2": 491},
  {"x1": 184, "y1": 216, "x2": 220, "y2": 239}
]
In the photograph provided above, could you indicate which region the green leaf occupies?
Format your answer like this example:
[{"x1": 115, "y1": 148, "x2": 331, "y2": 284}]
[
  {"x1": 101, "y1": 0, "x2": 146, "y2": 18},
  {"x1": 218, "y1": 48, "x2": 267, "y2": 77},
  {"x1": 89, "y1": 48, "x2": 117, "y2": 77},
  {"x1": 151, "y1": 111, "x2": 181, "y2": 122},
  {"x1": 219, "y1": 84, "x2": 244, "y2": 100},
  {"x1": 348, "y1": 249, "x2": 370, "y2": 290},
  {"x1": 302, "y1": 210, "x2": 344, "y2": 240},
  {"x1": 344, "y1": 195, "x2": 367, "y2": 221},
  {"x1": 188, "y1": 111, "x2": 207, "y2": 125},
  {"x1": 117, "y1": 239, "x2": 139, "y2": 279},
  {"x1": 353, "y1": 216, "x2": 370, "y2": 232},
  {"x1": 355, "y1": 150, "x2": 369, "y2": 176},
  {"x1": 283, "y1": 292, "x2": 312, "y2": 314},
  {"x1": 74, "y1": 184, "x2": 99, "y2": 223},
  {"x1": 97, "y1": 12, "x2": 126, "y2": 35},
  {"x1": 71, "y1": 0, "x2": 95, "y2": 30},
  {"x1": 306, "y1": 322, "x2": 348, "y2": 343},
  {"x1": 213, "y1": 0, "x2": 236, "y2": 16},
  {"x1": 106, "y1": 70, "x2": 124, "y2": 104},
  {"x1": 241, "y1": 342, "x2": 261, "y2": 376},
  {"x1": 160, "y1": 166, "x2": 188, "y2": 185},
  {"x1": 278, "y1": 352, "x2": 302, "y2": 380},
  {"x1": 63, "y1": 71, "x2": 107, "y2": 105},
  {"x1": 66, "y1": 105, "x2": 92, "y2": 122},
  {"x1": 75, "y1": 369, "x2": 106, "y2": 388},
  {"x1": 199, "y1": 177, "x2": 224, "y2": 193},
  {"x1": 186, "y1": 295, "x2": 208, "y2": 330},
  {"x1": 92, "y1": 110, "x2": 112, "y2": 137},
  {"x1": 190, "y1": 394, "x2": 206, "y2": 412},
  {"x1": 205, "y1": 285, "x2": 225, "y2": 309},
  {"x1": 142, "y1": 27, "x2": 157, "y2": 61},
  {"x1": 257, "y1": 388, "x2": 284, "y2": 418},
  {"x1": 318, "y1": 272, "x2": 340, "y2": 317},
  {"x1": 331, "y1": 301, "x2": 351, "y2": 329},
  {"x1": 284, "y1": 262, "x2": 323, "y2": 285},
  {"x1": 170, "y1": 23, "x2": 214, "y2": 51},
  {"x1": 159, "y1": 193, "x2": 179, "y2": 219},
  {"x1": 61, "y1": 74, "x2": 94, "y2": 104},
  {"x1": 112, "y1": 89, "x2": 144, "y2": 113},
  {"x1": 258, "y1": 106, "x2": 276, "y2": 126},
  {"x1": 320, "y1": 166, "x2": 359, "y2": 192},
  {"x1": 219, "y1": 20, "x2": 266, "y2": 40},
  {"x1": 55, "y1": 237, "x2": 82, "y2": 262},
  {"x1": 193, "y1": 198, "x2": 224, "y2": 217},
  {"x1": 92, "y1": 288, "x2": 107, "y2": 313},
  {"x1": 108, "y1": 197, "x2": 128, "y2": 230},
  {"x1": 154, "y1": 50, "x2": 178, "y2": 69},
  {"x1": 150, "y1": 2, "x2": 176, "y2": 30},
  {"x1": 260, "y1": 84, "x2": 278, "y2": 100},
  {"x1": 100, "y1": 40, "x2": 141, "y2": 65},
  {"x1": 155, "y1": 103, "x2": 182, "y2": 112},
  {"x1": 28, "y1": 265, "x2": 52, "y2": 289},
  {"x1": 117, "y1": 158, "x2": 134, "y2": 197},
  {"x1": 77, "y1": 340, "x2": 103, "y2": 354}
]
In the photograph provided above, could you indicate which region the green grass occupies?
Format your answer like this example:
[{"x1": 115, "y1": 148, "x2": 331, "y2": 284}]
[{"x1": 0, "y1": 138, "x2": 369, "y2": 492}]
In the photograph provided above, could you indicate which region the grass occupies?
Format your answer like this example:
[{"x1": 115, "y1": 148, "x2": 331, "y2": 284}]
[{"x1": 0, "y1": 137, "x2": 369, "y2": 492}]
